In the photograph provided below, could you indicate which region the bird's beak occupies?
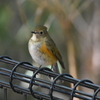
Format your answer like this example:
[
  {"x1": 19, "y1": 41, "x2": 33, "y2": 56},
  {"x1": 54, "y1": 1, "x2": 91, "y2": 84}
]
[{"x1": 31, "y1": 31, "x2": 35, "y2": 34}]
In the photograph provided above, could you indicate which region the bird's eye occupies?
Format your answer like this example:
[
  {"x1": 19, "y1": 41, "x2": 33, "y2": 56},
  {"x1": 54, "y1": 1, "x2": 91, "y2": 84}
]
[{"x1": 40, "y1": 31, "x2": 44, "y2": 34}]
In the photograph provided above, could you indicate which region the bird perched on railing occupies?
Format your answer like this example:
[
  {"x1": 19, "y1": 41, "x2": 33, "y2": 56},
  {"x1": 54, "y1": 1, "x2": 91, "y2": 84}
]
[{"x1": 28, "y1": 25, "x2": 65, "y2": 74}]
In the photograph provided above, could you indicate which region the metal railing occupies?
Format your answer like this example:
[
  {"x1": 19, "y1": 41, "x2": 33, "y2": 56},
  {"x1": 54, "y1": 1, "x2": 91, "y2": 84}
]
[{"x1": 0, "y1": 55, "x2": 100, "y2": 100}]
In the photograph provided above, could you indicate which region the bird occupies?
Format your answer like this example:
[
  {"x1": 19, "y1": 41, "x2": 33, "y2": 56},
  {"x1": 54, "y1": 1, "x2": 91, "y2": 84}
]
[{"x1": 28, "y1": 25, "x2": 65, "y2": 74}]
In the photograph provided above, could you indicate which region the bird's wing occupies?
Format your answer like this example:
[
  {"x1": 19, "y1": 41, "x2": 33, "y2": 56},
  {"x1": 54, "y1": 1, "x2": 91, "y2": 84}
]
[{"x1": 45, "y1": 38, "x2": 65, "y2": 69}]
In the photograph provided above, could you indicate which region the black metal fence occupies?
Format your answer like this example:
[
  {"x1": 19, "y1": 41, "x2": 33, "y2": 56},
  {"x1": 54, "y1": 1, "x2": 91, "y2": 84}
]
[{"x1": 0, "y1": 55, "x2": 100, "y2": 100}]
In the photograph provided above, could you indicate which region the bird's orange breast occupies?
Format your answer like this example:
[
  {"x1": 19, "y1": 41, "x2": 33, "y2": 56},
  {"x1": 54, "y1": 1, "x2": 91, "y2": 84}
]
[{"x1": 39, "y1": 42, "x2": 57, "y2": 65}]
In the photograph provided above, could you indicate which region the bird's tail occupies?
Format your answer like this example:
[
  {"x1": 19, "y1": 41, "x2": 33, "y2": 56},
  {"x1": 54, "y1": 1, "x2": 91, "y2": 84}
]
[{"x1": 52, "y1": 63, "x2": 60, "y2": 74}]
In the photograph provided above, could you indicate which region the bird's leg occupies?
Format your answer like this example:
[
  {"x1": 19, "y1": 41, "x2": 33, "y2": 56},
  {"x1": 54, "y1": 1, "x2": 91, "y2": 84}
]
[
  {"x1": 49, "y1": 65, "x2": 54, "y2": 80},
  {"x1": 39, "y1": 65, "x2": 42, "y2": 68},
  {"x1": 51, "y1": 65, "x2": 53, "y2": 70}
]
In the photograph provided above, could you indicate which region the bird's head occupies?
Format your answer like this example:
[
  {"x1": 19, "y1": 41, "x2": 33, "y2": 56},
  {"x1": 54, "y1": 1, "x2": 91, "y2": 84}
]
[{"x1": 31, "y1": 25, "x2": 48, "y2": 42}]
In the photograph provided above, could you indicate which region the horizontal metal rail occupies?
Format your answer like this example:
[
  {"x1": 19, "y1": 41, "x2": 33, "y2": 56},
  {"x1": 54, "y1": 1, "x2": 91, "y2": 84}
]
[{"x1": 0, "y1": 55, "x2": 100, "y2": 100}]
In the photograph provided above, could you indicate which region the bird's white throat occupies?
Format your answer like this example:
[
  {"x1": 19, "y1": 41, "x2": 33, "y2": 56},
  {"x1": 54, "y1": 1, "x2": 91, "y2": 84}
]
[{"x1": 31, "y1": 34, "x2": 39, "y2": 42}]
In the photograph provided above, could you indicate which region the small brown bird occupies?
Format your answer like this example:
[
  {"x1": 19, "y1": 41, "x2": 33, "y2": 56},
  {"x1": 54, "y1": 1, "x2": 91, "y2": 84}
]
[{"x1": 28, "y1": 25, "x2": 65, "y2": 74}]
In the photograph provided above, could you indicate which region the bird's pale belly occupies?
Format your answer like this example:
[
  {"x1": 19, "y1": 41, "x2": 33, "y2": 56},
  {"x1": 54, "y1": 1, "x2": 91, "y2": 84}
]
[{"x1": 29, "y1": 43, "x2": 57, "y2": 66}]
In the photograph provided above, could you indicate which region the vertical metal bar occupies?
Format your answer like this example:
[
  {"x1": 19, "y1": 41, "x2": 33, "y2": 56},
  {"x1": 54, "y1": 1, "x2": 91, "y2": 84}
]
[
  {"x1": 23, "y1": 93, "x2": 27, "y2": 100},
  {"x1": 4, "y1": 88, "x2": 7, "y2": 100}
]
